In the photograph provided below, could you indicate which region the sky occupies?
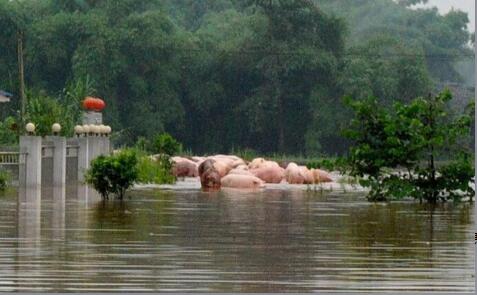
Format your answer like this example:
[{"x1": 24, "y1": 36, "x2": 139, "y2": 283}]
[{"x1": 414, "y1": 0, "x2": 475, "y2": 32}]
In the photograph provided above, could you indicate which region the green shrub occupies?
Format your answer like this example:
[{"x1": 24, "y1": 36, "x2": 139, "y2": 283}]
[
  {"x1": 137, "y1": 154, "x2": 176, "y2": 184},
  {"x1": 134, "y1": 137, "x2": 151, "y2": 152},
  {"x1": 343, "y1": 90, "x2": 474, "y2": 203},
  {"x1": 151, "y1": 133, "x2": 182, "y2": 156},
  {"x1": 0, "y1": 117, "x2": 18, "y2": 145},
  {"x1": 0, "y1": 170, "x2": 10, "y2": 191},
  {"x1": 86, "y1": 150, "x2": 138, "y2": 200}
]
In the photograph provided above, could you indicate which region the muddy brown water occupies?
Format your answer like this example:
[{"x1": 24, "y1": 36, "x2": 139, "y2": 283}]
[{"x1": 0, "y1": 184, "x2": 474, "y2": 292}]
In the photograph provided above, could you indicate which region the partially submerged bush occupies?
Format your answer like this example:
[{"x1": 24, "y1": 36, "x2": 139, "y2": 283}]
[
  {"x1": 86, "y1": 148, "x2": 176, "y2": 199},
  {"x1": 344, "y1": 90, "x2": 474, "y2": 203},
  {"x1": 137, "y1": 153, "x2": 176, "y2": 184},
  {"x1": 86, "y1": 150, "x2": 138, "y2": 200}
]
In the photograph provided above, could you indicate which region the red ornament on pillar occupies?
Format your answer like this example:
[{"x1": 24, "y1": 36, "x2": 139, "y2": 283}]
[{"x1": 83, "y1": 97, "x2": 106, "y2": 112}]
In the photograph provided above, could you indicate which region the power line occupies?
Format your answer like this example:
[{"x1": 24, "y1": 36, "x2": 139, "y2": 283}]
[{"x1": 168, "y1": 46, "x2": 474, "y2": 60}]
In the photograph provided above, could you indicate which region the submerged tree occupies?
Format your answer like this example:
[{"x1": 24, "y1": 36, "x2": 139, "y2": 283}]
[
  {"x1": 86, "y1": 150, "x2": 139, "y2": 200},
  {"x1": 344, "y1": 90, "x2": 474, "y2": 203}
]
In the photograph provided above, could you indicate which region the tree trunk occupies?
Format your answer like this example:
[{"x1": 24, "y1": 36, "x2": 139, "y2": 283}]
[
  {"x1": 275, "y1": 52, "x2": 285, "y2": 153},
  {"x1": 17, "y1": 30, "x2": 26, "y2": 123},
  {"x1": 277, "y1": 93, "x2": 285, "y2": 153},
  {"x1": 427, "y1": 95, "x2": 437, "y2": 203}
]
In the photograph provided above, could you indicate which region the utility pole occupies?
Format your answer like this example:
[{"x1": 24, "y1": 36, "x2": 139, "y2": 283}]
[
  {"x1": 17, "y1": 29, "x2": 25, "y2": 123},
  {"x1": 474, "y1": 0, "x2": 476, "y2": 281}
]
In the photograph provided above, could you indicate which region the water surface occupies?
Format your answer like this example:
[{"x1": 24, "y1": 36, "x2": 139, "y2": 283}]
[{"x1": 0, "y1": 183, "x2": 474, "y2": 292}]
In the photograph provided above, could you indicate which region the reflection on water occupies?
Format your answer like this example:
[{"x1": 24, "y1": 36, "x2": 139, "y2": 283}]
[{"x1": 0, "y1": 184, "x2": 474, "y2": 292}]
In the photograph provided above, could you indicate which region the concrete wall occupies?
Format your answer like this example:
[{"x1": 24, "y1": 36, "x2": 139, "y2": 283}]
[{"x1": 17, "y1": 134, "x2": 110, "y2": 202}]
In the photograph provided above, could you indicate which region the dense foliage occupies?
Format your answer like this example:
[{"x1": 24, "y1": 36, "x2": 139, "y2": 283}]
[
  {"x1": 0, "y1": 0, "x2": 473, "y2": 155},
  {"x1": 135, "y1": 148, "x2": 176, "y2": 184},
  {"x1": 344, "y1": 90, "x2": 474, "y2": 203},
  {"x1": 0, "y1": 170, "x2": 9, "y2": 191},
  {"x1": 86, "y1": 148, "x2": 176, "y2": 199},
  {"x1": 150, "y1": 133, "x2": 183, "y2": 156},
  {"x1": 86, "y1": 150, "x2": 139, "y2": 200}
]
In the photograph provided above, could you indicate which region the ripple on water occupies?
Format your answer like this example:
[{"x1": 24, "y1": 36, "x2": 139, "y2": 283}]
[{"x1": 0, "y1": 182, "x2": 474, "y2": 292}]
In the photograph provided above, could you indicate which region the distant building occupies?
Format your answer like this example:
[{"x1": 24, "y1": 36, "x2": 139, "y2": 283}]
[{"x1": 0, "y1": 90, "x2": 12, "y2": 103}]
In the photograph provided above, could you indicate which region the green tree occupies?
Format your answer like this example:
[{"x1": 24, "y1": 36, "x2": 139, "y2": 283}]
[
  {"x1": 344, "y1": 90, "x2": 474, "y2": 203},
  {"x1": 86, "y1": 150, "x2": 138, "y2": 200},
  {"x1": 150, "y1": 133, "x2": 182, "y2": 156},
  {"x1": 24, "y1": 88, "x2": 83, "y2": 137},
  {"x1": 0, "y1": 0, "x2": 473, "y2": 157},
  {"x1": 0, "y1": 117, "x2": 19, "y2": 145},
  {"x1": 315, "y1": 0, "x2": 472, "y2": 83},
  {"x1": 235, "y1": 0, "x2": 345, "y2": 154}
]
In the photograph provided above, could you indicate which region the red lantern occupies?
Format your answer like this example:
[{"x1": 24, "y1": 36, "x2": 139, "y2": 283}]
[
  {"x1": 82, "y1": 97, "x2": 106, "y2": 112},
  {"x1": 96, "y1": 98, "x2": 106, "y2": 110}
]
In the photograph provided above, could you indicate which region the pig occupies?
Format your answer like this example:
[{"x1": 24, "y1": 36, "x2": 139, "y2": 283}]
[
  {"x1": 221, "y1": 174, "x2": 265, "y2": 189},
  {"x1": 171, "y1": 156, "x2": 185, "y2": 162},
  {"x1": 172, "y1": 157, "x2": 198, "y2": 177},
  {"x1": 198, "y1": 159, "x2": 221, "y2": 190},
  {"x1": 235, "y1": 164, "x2": 249, "y2": 170},
  {"x1": 212, "y1": 155, "x2": 246, "y2": 168},
  {"x1": 248, "y1": 158, "x2": 266, "y2": 169},
  {"x1": 228, "y1": 168, "x2": 255, "y2": 176},
  {"x1": 285, "y1": 162, "x2": 306, "y2": 184},
  {"x1": 191, "y1": 156, "x2": 206, "y2": 163},
  {"x1": 248, "y1": 158, "x2": 281, "y2": 170},
  {"x1": 213, "y1": 160, "x2": 233, "y2": 177},
  {"x1": 299, "y1": 166, "x2": 315, "y2": 184},
  {"x1": 208, "y1": 156, "x2": 235, "y2": 170},
  {"x1": 250, "y1": 166, "x2": 285, "y2": 184},
  {"x1": 231, "y1": 159, "x2": 247, "y2": 168},
  {"x1": 311, "y1": 168, "x2": 333, "y2": 183},
  {"x1": 261, "y1": 161, "x2": 280, "y2": 169}
]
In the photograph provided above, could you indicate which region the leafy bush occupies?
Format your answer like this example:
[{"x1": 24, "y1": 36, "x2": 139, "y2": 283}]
[
  {"x1": 134, "y1": 137, "x2": 150, "y2": 152},
  {"x1": 0, "y1": 116, "x2": 19, "y2": 145},
  {"x1": 23, "y1": 77, "x2": 93, "y2": 137},
  {"x1": 150, "y1": 133, "x2": 182, "y2": 156},
  {"x1": 137, "y1": 153, "x2": 176, "y2": 184},
  {"x1": 0, "y1": 170, "x2": 10, "y2": 191},
  {"x1": 437, "y1": 153, "x2": 474, "y2": 201},
  {"x1": 344, "y1": 90, "x2": 474, "y2": 203},
  {"x1": 86, "y1": 150, "x2": 138, "y2": 200}
]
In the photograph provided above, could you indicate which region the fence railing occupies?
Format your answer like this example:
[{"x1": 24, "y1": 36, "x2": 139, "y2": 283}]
[{"x1": 0, "y1": 152, "x2": 21, "y2": 165}]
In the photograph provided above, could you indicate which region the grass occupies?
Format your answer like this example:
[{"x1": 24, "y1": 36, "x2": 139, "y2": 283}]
[
  {"x1": 224, "y1": 147, "x2": 344, "y2": 169},
  {"x1": 131, "y1": 148, "x2": 176, "y2": 185},
  {"x1": 0, "y1": 170, "x2": 9, "y2": 191}
]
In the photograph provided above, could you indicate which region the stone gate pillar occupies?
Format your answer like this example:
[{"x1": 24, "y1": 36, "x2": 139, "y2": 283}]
[
  {"x1": 77, "y1": 136, "x2": 89, "y2": 202},
  {"x1": 19, "y1": 135, "x2": 42, "y2": 189},
  {"x1": 45, "y1": 135, "x2": 66, "y2": 203},
  {"x1": 77, "y1": 136, "x2": 89, "y2": 183},
  {"x1": 45, "y1": 136, "x2": 66, "y2": 186}
]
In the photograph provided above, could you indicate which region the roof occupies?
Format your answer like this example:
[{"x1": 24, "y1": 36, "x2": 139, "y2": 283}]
[{"x1": 0, "y1": 90, "x2": 12, "y2": 103}]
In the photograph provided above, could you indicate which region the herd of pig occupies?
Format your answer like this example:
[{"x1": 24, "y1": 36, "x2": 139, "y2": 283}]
[{"x1": 169, "y1": 155, "x2": 333, "y2": 190}]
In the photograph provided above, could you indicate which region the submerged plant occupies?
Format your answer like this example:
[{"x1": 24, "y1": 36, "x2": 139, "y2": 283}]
[
  {"x1": 86, "y1": 150, "x2": 138, "y2": 200},
  {"x1": 344, "y1": 90, "x2": 474, "y2": 203}
]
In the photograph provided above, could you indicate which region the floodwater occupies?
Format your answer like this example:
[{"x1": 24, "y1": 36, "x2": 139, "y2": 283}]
[{"x1": 0, "y1": 181, "x2": 474, "y2": 293}]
